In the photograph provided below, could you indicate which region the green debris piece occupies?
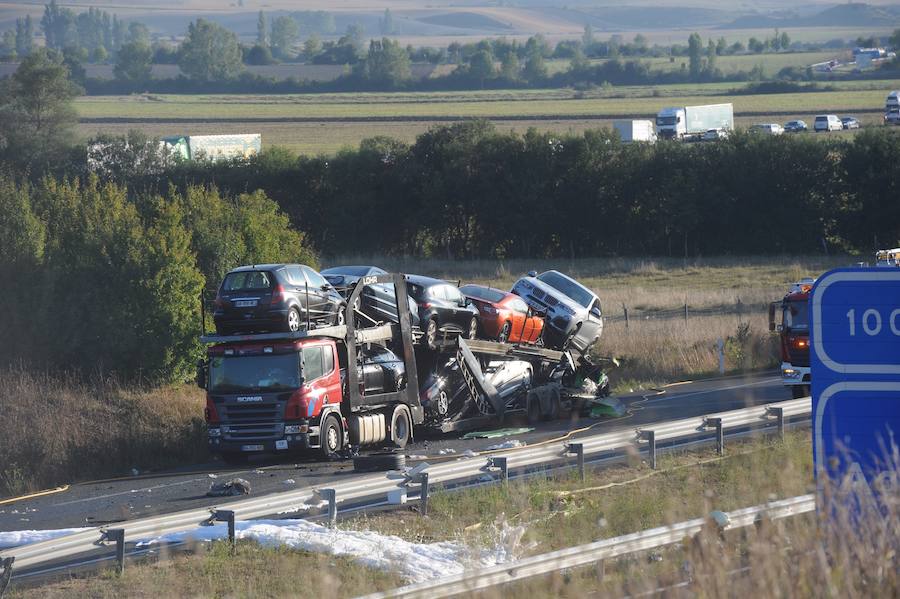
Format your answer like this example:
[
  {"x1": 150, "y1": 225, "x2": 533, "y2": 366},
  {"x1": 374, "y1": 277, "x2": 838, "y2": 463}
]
[
  {"x1": 462, "y1": 427, "x2": 535, "y2": 439},
  {"x1": 588, "y1": 397, "x2": 626, "y2": 419}
]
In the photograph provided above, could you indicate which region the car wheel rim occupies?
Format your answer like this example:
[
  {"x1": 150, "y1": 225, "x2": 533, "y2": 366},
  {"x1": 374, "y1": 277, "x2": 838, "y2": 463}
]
[
  {"x1": 499, "y1": 323, "x2": 510, "y2": 343},
  {"x1": 427, "y1": 321, "x2": 436, "y2": 344},
  {"x1": 338, "y1": 310, "x2": 345, "y2": 325},
  {"x1": 469, "y1": 319, "x2": 477, "y2": 339},
  {"x1": 288, "y1": 310, "x2": 300, "y2": 331},
  {"x1": 438, "y1": 391, "x2": 448, "y2": 415}
]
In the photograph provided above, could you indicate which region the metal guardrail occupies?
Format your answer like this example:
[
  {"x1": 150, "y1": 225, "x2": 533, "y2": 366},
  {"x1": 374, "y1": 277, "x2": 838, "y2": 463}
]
[
  {"x1": 0, "y1": 397, "x2": 811, "y2": 576},
  {"x1": 361, "y1": 494, "x2": 816, "y2": 599}
]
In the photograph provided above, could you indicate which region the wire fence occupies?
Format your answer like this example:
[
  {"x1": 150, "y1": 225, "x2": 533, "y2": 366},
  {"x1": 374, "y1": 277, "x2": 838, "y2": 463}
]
[{"x1": 604, "y1": 299, "x2": 766, "y2": 325}]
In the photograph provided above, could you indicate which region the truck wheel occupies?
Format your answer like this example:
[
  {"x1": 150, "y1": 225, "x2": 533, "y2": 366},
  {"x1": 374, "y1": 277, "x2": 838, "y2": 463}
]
[
  {"x1": 391, "y1": 407, "x2": 411, "y2": 449},
  {"x1": 791, "y1": 385, "x2": 809, "y2": 399},
  {"x1": 526, "y1": 392, "x2": 542, "y2": 424},
  {"x1": 319, "y1": 415, "x2": 343, "y2": 459},
  {"x1": 543, "y1": 392, "x2": 560, "y2": 421}
]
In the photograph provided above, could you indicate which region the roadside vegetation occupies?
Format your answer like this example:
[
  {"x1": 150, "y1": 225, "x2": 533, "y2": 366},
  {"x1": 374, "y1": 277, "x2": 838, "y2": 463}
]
[{"x1": 24, "y1": 431, "x2": 893, "y2": 598}]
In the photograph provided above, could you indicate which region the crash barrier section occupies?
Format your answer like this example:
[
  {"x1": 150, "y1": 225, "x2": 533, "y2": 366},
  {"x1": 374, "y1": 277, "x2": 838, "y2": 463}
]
[
  {"x1": 0, "y1": 397, "x2": 811, "y2": 578},
  {"x1": 360, "y1": 494, "x2": 816, "y2": 599}
]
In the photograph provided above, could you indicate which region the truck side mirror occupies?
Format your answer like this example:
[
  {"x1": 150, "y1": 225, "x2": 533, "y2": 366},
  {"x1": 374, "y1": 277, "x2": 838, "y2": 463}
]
[{"x1": 196, "y1": 359, "x2": 207, "y2": 389}]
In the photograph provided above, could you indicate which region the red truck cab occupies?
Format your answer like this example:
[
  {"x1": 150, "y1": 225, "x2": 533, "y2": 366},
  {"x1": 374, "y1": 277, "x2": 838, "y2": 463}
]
[
  {"x1": 769, "y1": 279, "x2": 813, "y2": 398},
  {"x1": 203, "y1": 337, "x2": 346, "y2": 462}
]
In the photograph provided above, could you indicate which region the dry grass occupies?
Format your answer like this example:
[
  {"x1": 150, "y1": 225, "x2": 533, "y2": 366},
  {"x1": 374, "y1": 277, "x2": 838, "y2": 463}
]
[{"x1": 0, "y1": 366, "x2": 207, "y2": 497}]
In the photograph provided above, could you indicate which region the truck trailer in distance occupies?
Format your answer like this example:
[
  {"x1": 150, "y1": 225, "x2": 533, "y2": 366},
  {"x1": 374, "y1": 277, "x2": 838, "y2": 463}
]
[
  {"x1": 614, "y1": 120, "x2": 657, "y2": 143},
  {"x1": 656, "y1": 103, "x2": 734, "y2": 140},
  {"x1": 162, "y1": 134, "x2": 261, "y2": 162}
]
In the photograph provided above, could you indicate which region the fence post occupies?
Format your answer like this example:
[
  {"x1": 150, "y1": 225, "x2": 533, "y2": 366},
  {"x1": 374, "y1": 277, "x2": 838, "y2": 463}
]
[
  {"x1": 708, "y1": 418, "x2": 724, "y2": 456},
  {"x1": 106, "y1": 528, "x2": 125, "y2": 575},
  {"x1": 622, "y1": 303, "x2": 629, "y2": 329},
  {"x1": 490, "y1": 456, "x2": 508, "y2": 485},
  {"x1": 0, "y1": 557, "x2": 14, "y2": 598},
  {"x1": 214, "y1": 510, "x2": 236, "y2": 549},
  {"x1": 568, "y1": 442, "x2": 585, "y2": 482},
  {"x1": 419, "y1": 472, "x2": 430, "y2": 516},
  {"x1": 683, "y1": 303, "x2": 688, "y2": 322},
  {"x1": 736, "y1": 297, "x2": 743, "y2": 323},
  {"x1": 768, "y1": 406, "x2": 785, "y2": 439},
  {"x1": 641, "y1": 431, "x2": 657, "y2": 469},
  {"x1": 717, "y1": 338, "x2": 725, "y2": 375}
]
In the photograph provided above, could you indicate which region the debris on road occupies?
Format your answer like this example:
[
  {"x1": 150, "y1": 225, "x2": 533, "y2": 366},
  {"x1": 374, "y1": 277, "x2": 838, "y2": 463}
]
[
  {"x1": 437, "y1": 448, "x2": 456, "y2": 455},
  {"x1": 462, "y1": 428, "x2": 534, "y2": 440},
  {"x1": 282, "y1": 479, "x2": 296, "y2": 486},
  {"x1": 485, "y1": 440, "x2": 527, "y2": 451},
  {"x1": 206, "y1": 478, "x2": 251, "y2": 497}
]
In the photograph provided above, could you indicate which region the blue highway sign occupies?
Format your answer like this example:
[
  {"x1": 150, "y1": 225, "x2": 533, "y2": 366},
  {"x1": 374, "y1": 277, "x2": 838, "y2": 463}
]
[{"x1": 811, "y1": 268, "x2": 900, "y2": 483}]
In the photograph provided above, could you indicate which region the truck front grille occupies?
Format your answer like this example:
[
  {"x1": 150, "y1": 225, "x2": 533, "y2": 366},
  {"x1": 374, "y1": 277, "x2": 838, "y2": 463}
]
[{"x1": 220, "y1": 402, "x2": 284, "y2": 442}]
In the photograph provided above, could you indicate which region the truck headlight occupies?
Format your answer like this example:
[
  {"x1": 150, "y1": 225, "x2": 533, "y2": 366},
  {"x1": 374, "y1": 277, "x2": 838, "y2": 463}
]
[
  {"x1": 284, "y1": 424, "x2": 309, "y2": 434},
  {"x1": 208, "y1": 427, "x2": 221, "y2": 437}
]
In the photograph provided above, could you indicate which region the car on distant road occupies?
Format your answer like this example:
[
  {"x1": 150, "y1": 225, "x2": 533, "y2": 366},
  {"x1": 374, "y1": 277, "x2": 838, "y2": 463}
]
[
  {"x1": 784, "y1": 120, "x2": 808, "y2": 133},
  {"x1": 405, "y1": 275, "x2": 480, "y2": 349},
  {"x1": 814, "y1": 114, "x2": 843, "y2": 132},
  {"x1": 459, "y1": 284, "x2": 544, "y2": 344},
  {"x1": 321, "y1": 265, "x2": 419, "y2": 327},
  {"x1": 886, "y1": 110, "x2": 900, "y2": 126},
  {"x1": 214, "y1": 264, "x2": 344, "y2": 335},
  {"x1": 701, "y1": 128, "x2": 729, "y2": 141},
  {"x1": 510, "y1": 270, "x2": 603, "y2": 353},
  {"x1": 840, "y1": 116, "x2": 860, "y2": 130},
  {"x1": 749, "y1": 123, "x2": 784, "y2": 135}
]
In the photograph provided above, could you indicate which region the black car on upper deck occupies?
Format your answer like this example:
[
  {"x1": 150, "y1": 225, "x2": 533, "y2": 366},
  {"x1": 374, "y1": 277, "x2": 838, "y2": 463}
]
[
  {"x1": 405, "y1": 275, "x2": 480, "y2": 349},
  {"x1": 213, "y1": 264, "x2": 345, "y2": 335}
]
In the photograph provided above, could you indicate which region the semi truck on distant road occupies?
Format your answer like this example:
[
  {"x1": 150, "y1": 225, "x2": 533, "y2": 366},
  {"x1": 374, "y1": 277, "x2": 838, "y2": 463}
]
[
  {"x1": 656, "y1": 103, "x2": 734, "y2": 140},
  {"x1": 614, "y1": 120, "x2": 657, "y2": 143}
]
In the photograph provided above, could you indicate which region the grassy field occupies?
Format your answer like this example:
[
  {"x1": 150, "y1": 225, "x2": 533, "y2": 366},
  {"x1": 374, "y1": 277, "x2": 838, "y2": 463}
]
[{"x1": 75, "y1": 82, "x2": 899, "y2": 154}]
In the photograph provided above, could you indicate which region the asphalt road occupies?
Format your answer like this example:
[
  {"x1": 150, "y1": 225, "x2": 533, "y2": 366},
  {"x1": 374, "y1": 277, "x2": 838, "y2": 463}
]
[{"x1": 0, "y1": 371, "x2": 786, "y2": 534}]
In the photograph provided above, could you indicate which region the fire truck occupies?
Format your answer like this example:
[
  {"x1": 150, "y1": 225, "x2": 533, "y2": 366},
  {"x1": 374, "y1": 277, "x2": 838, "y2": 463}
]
[
  {"x1": 196, "y1": 273, "x2": 610, "y2": 464},
  {"x1": 769, "y1": 278, "x2": 814, "y2": 398}
]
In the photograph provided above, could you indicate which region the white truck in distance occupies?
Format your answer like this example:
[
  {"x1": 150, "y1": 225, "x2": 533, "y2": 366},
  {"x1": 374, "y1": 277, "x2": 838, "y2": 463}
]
[
  {"x1": 656, "y1": 103, "x2": 734, "y2": 140},
  {"x1": 614, "y1": 120, "x2": 657, "y2": 143}
]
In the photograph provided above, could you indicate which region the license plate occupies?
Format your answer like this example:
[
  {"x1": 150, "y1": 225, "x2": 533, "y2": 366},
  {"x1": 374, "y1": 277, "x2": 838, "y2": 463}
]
[
  {"x1": 241, "y1": 444, "x2": 264, "y2": 452},
  {"x1": 235, "y1": 300, "x2": 257, "y2": 308},
  {"x1": 275, "y1": 440, "x2": 288, "y2": 450}
]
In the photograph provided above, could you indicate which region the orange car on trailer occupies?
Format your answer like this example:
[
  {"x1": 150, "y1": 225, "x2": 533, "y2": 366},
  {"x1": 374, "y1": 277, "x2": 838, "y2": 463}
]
[{"x1": 460, "y1": 284, "x2": 544, "y2": 344}]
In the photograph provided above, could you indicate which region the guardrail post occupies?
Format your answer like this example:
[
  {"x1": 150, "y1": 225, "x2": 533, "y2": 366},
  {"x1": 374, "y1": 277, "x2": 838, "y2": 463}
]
[
  {"x1": 419, "y1": 472, "x2": 430, "y2": 516},
  {"x1": 316, "y1": 488, "x2": 337, "y2": 526},
  {"x1": 568, "y1": 442, "x2": 585, "y2": 482},
  {"x1": 0, "y1": 556, "x2": 14, "y2": 598},
  {"x1": 106, "y1": 528, "x2": 125, "y2": 575},
  {"x1": 707, "y1": 418, "x2": 724, "y2": 456},
  {"x1": 641, "y1": 431, "x2": 657, "y2": 469},
  {"x1": 768, "y1": 406, "x2": 785, "y2": 439},
  {"x1": 214, "y1": 510, "x2": 236, "y2": 549},
  {"x1": 490, "y1": 456, "x2": 508, "y2": 486}
]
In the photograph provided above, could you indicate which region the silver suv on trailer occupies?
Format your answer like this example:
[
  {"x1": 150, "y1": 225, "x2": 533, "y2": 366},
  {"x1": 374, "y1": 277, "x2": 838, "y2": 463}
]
[{"x1": 510, "y1": 270, "x2": 603, "y2": 353}]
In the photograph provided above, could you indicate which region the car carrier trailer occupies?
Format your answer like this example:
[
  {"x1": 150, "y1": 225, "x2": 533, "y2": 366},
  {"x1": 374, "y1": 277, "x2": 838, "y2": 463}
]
[{"x1": 197, "y1": 273, "x2": 610, "y2": 462}]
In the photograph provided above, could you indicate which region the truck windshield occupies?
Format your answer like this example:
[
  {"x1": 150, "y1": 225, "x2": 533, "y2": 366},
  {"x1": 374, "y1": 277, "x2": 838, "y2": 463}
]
[
  {"x1": 657, "y1": 116, "x2": 677, "y2": 126},
  {"x1": 209, "y1": 353, "x2": 300, "y2": 393},
  {"x1": 537, "y1": 272, "x2": 594, "y2": 308},
  {"x1": 783, "y1": 300, "x2": 808, "y2": 331}
]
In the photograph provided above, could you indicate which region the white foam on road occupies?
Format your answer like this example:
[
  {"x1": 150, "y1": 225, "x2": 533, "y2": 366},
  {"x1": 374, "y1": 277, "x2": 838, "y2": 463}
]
[
  {"x1": 0, "y1": 527, "x2": 93, "y2": 549},
  {"x1": 134, "y1": 518, "x2": 509, "y2": 583}
]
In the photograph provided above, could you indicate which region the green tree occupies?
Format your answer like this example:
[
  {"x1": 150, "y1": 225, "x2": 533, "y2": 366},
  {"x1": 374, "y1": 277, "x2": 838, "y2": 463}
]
[
  {"x1": 1, "y1": 30, "x2": 15, "y2": 57},
  {"x1": 0, "y1": 49, "x2": 81, "y2": 169},
  {"x1": 780, "y1": 31, "x2": 791, "y2": 50},
  {"x1": 468, "y1": 48, "x2": 495, "y2": 86},
  {"x1": 178, "y1": 19, "x2": 243, "y2": 81},
  {"x1": 245, "y1": 44, "x2": 274, "y2": 65},
  {"x1": 15, "y1": 15, "x2": 34, "y2": 56},
  {"x1": 114, "y1": 41, "x2": 153, "y2": 82},
  {"x1": 91, "y1": 45, "x2": 107, "y2": 63},
  {"x1": 128, "y1": 22, "x2": 150, "y2": 47},
  {"x1": 379, "y1": 8, "x2": 395, "y2": 35},
  {"x1": 270, "y1": 15, "x2": 299, "y2": 59},
  {"x1": 303, "y1": 33, "x2": 322, "y2": 60},
  {"x1": 706, "y1": 38, "x2": 717, "y2": 72},
  {"x1": 357, "y1": 38, "x2": 411, "y2": 87},
  {"x1": 748, "y1": 37, "x2": 764, "y2": 53},
  {"x1": 256, "y1": 10, "x2": 267, "y2": 46},
  {"x1": 716, "y1": 37, "x2": 727, "y2": 56},
  {"x1": 500, "y1": 48, "x2": 520, "y2": 80},
  {"x1": 523, "y1": 44, "x2": 547, "y2": 82},
  {"x1": 688, "y1": 32, "x2": 703, "y2": 79},
  {"x1": 582, "y1": 23, "x2": 594, "y2": 50}
]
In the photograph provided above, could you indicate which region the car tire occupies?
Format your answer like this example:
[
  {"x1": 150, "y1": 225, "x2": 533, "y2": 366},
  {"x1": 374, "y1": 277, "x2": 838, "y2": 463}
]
[
  {"x1": 526, "y1": 392, "x2": 542, "y2": 425},
  {"x1": 353, "y1": 451, "x2": 406, "y2": 473},
  {"x1": 391, "y1": 407, "x2": 412, "y2": 449},
  {"x1": 287, "y1": 307, "x2": 302, "y2": 332},
  {"x1": 319, "y1": 414, "x2": 343, "y2": 459},
  {"x1": 466, "y1": 317, "x2": 478, "y2": 340},
  {"x1": 425, "y1": 319, "x2": 438, "y2": 350},
  {"x1": 497, "y1": 321, "x2": 512, "y2": 343}
]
